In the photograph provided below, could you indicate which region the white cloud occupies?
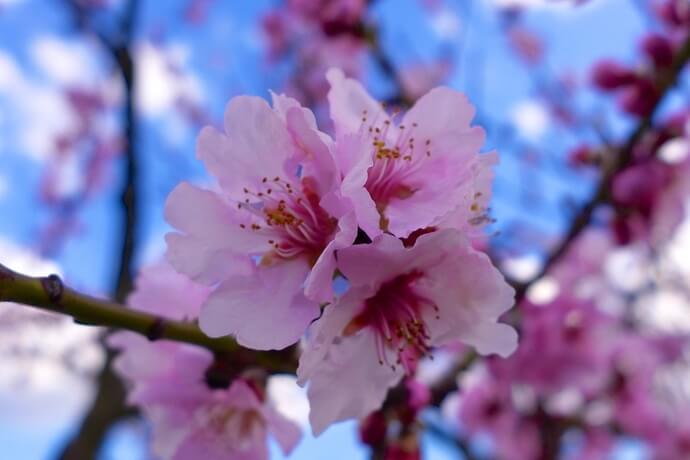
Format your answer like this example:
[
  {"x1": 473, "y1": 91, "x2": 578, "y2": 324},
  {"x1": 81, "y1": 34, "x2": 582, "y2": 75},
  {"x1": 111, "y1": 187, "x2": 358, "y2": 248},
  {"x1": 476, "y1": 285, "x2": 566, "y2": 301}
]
[
  {"x1": 511, "y1": 100, "x2": 550, "y2": 140},
  {"x1": 30, "y1": 36, "x2": 98, "y2": 85},
  {"x1": 136, "y1": 42, "x2": 204, "y2": 116},
  {"x1": 0, "y1": 238, "x2": 104, "y2": 401},
  {"x1": 16, "y1": 87, "x2": 79, "y2": 161},
  {"x1": 267, "y1": 375, "x2": 310, "y2": 428},
  {"x1": 0, "y1": 50, "x2": 79, "y2": 161},
  {"x1": 0, "y1": 51, "x2": 21, "y2": 88},
  {"x1": 658, "y1": 137, "x2": 690, "y2": 164},
  {"x1": 430, "y1": 7, "x2": 462, "y2": 39}
]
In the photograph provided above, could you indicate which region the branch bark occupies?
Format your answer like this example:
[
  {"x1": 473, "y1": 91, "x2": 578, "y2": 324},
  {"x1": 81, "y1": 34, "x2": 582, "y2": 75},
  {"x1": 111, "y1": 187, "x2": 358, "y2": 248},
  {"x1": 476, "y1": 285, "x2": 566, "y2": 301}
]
[
  {"x1": 58, "y1": 2, "x2": 140, "y2": 458},
  {"x1": 0, "y1": 263, "x2": 297, "y2": 370}
]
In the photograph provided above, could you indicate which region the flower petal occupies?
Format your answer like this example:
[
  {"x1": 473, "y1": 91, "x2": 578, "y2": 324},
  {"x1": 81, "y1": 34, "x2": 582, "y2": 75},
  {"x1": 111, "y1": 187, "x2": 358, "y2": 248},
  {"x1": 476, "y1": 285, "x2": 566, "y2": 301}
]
[
  {"x1": 304, "y1": 330, "x2": 403, "y2": 436},
  {"x1": 199, "y1": 259, "x2": 320, "y2": 350},
  {"x1": 327, "y1": 68, "x2": 389, "y2": 137},
  {"x1": 164, "y1": 182, "x2": 259, "y2": 283},
  {"x1": 197, "y1": 96, "x2": 294, "y2": 198}
]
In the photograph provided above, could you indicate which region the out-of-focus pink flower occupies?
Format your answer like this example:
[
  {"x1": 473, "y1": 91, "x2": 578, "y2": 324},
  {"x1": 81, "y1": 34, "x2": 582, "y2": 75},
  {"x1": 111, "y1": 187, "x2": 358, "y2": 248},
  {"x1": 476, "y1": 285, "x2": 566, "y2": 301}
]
[
  {"x1": 287, "y1": 0, "x2": 366, "y2": 31},
  {"x1": 297, "y1": 230, "x2": 516, "y2": 434},
  {"x1": 567, "y1": 144, "x2": 597, "y2": 167},
  {"x1": 612, "y1": 152, "x2": 690, "y2": 245},
  {"x1": 459, "y1": 379, "x2": 541, "y2": 460},
  {"x1": 359, "y1": 410, "x2": 387, "y2": 446},
  {"x1": 110, "y1": 263, "x2": 301, "y2": 460},
  {"x1": 609, "y1": 334, "x2": 688, "y2": 445},
  {"x1": 326, "y1": 68, "x2": 495, "y2": 239},
  {"x1": 399, "y1": 60, "x2": 452, "y2": 101},
  {"x1": 591, "y1": 60, "x2": 638, "y2": 90},
  {"x1": 165, "y1": 94, "x2": 356, "y2": 350},
  {"x1": 490, "y1": 297, "x2": 615, "y2": 396},
  {"x1": 384, "y1": 443, "x2": 421, "y2": 460},
  {"x1": 618, "y1": 77, "x2": 660, "y2": 117},
  {"x1": 507, "y1": 26, "x2": 544, "y2": 65},
  {"x1": 287, "y1": 37, "x2": 365, "y2": 108},
  {"x1": 656, "y1": 0, "x2": 690, "y2": 29},
  {"x1": 642, "y1": 33, "x2": 676, "y2": 69}
]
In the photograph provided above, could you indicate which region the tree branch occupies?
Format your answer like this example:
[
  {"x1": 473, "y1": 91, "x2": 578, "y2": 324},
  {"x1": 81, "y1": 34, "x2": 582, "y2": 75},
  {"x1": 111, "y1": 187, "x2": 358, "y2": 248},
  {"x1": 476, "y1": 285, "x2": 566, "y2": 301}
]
[
  {"x1": 56, "y1": 1, "x2": 142, "y2": 458},
  {"x1": 0, "y1": 263, "x2": 297, "y2": 372},
  {"x1": 513, "y1": 33, "x2": 690, "y2": 302}
]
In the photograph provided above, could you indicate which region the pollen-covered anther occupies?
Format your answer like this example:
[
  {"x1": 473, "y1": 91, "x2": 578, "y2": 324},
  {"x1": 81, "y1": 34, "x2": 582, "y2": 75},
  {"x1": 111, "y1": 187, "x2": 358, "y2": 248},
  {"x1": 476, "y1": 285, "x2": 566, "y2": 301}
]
[{"x1": 343, "y1": 271, "x2": 438, "y2": 374}]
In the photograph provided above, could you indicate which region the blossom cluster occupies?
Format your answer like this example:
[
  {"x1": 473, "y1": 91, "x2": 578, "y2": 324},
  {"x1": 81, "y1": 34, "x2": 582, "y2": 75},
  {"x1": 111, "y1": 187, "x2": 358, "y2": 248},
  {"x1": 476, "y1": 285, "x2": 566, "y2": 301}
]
[
  {"x1": 112, "y1": 68, "x2": 518, "y2": 458},
  {"x1": 262, "y1": 0, "x2": 368, "y2": 117},
  {"x1": 457, "y1": 230, "x2": 690, "y2": 460}
]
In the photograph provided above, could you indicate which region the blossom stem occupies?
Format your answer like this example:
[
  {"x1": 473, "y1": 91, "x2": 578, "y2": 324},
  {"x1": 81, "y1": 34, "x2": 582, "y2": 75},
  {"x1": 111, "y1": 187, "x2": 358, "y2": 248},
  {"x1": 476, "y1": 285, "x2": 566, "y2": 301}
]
[{"x1": 0, "y1": 263, "x2": 296, "y2": 373}]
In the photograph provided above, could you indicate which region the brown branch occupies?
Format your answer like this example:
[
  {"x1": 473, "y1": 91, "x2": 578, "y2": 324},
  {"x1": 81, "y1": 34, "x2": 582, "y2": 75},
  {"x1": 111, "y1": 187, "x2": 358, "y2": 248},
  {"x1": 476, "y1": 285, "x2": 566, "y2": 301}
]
[
  {"x1": 513, "y1": 33, "x2": 690, "y2": 302},
  {"x1": 425, "y1": 420, "x2": 480, "y2": 460},
  {"x1": 0, "y1": 263, "x2": 297, "y2": 370},
  {"x1": 58, "y1": 1, "x2": 139, "y2": 458}
]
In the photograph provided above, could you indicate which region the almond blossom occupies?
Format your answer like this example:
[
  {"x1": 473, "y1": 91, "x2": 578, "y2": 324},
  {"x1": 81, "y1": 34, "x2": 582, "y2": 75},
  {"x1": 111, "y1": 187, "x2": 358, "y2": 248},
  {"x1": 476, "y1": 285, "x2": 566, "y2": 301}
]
[
  {"x1": 612, "y1": 150, "x2": 690, "y2": 246},
  {"x1": 297, "y1": 229, "x2": 517, "y2": 434},
  {"x1": 326, "y1": 68, "x2": 495, "y2": 239},
  {"x1": 165, "y1": 93, "x2": 357, "y2": 350},
  {"x1": 110, "y1": 263, "x2": 301, "y2": 460}
]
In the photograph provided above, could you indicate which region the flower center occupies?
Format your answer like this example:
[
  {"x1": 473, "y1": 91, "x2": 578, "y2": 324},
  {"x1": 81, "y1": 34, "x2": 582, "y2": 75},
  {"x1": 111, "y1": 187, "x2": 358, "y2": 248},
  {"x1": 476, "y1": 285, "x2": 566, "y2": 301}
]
[
  {"x1": 201, "y1": 404, "x2": 263, "y2": 451},
  {"x1": 343, "y1": 270, "x2": 440, "y2": 373},
  {"x1": 237, "y1": 176, "x2": 336, "y2": 263},
  {"x1": 358, "y1": 110, "x2": 433, "y2": 230}
]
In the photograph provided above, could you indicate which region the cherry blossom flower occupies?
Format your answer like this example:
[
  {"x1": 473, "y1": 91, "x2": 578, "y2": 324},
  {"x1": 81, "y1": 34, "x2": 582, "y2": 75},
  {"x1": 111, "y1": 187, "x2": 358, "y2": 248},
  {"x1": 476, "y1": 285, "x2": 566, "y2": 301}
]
[
  {"x1": 489, "y1": 297, "x2": 615, "y2": 396},
  {"x1": 298, "y1": 229, "x2": 517, "y2": 434},
  {"x1": 165, "y1": 93, "x2": 357, "y2": 350},
  {"x1": 110, "y1": 263, "x2": 301, "y2": 460},
  {"x1": 326, "y1": 68, "x2": 494, "y2": 239},
  {"x1": 458, "y1": 378, "x2": 541, "y2": 460},
  {"x1": 612, "y1": 152, "x2": 690, "y2": 246}
]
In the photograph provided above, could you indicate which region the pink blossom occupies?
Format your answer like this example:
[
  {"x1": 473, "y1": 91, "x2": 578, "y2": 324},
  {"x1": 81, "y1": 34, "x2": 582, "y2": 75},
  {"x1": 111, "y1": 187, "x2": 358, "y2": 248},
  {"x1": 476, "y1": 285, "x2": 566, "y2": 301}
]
[
  {"x1": 399, "y1": 60, "x2": 452, "y2": 101},
  {"x1": 507, "y1": 25, "x2": 544, "y2": 65},
  {"x1": 165, "y1": 94, "x2": 357, "y2": 350},
  {"x1": 612, "y1": 152, "x2": 690, "y2": 245},
  {"x1": 297, "y1": 230, "x2": 516, "y2": 434},
  {"x1": 458, "y1": 379, "x2": 541, "y2": 460},
  {"x1": 110, "y1": 263, "x2": 301, "y2": 460},
  {"x1": 641, "y1": 33, "x2": 675, "y2": 69},
  {"x1": 590, "y1": 60, "x2": 637, "y2": 91},
  {"x1": 326, "y1": 68, "x2": 494, "y2": 239},
  {"x1": 490, "y1": 297, "x2": 615, "y2": 396},
  {"x1": 656, "y1": 0, "x2": 690, "y2": 29}
]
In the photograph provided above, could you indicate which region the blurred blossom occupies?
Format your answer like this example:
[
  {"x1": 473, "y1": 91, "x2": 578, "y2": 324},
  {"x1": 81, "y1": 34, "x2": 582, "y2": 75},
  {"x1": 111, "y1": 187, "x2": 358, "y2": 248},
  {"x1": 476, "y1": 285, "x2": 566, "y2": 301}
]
[
  {"x1": 110, "y1": 263, "x2": 301, "y2": 460},
  {"x1": 399, "y1": 60, "x2": 452, "y2": 101}
]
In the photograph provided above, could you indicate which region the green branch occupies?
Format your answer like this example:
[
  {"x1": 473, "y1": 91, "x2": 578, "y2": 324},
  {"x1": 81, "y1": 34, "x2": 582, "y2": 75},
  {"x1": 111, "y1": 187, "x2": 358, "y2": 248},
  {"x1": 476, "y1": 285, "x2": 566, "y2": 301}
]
[{"x1": 0, "y1": 263, "x2": 296, "y2": 373}]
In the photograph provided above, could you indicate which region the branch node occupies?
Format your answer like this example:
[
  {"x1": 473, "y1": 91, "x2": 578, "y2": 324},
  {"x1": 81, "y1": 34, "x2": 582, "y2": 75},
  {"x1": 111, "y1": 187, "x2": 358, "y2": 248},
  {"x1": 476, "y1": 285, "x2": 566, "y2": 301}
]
[
  {"x1": 42, "y1": 274, "x2": 64, "y2": 305},
  {"x1": 146, "y1": 317, "x2": 167, "y2": 341}
]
